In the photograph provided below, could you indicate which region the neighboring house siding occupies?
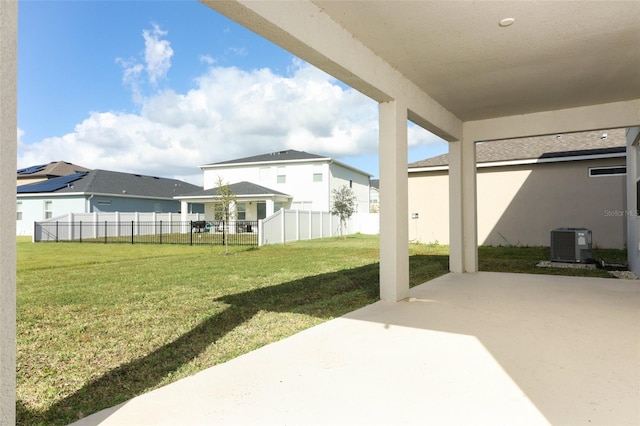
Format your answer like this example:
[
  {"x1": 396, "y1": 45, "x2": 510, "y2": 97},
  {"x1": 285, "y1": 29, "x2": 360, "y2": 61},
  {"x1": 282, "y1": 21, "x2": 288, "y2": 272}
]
[
  {"x1": 89, "y1": 196, "x2": 183, "y2": 214},
  {"x1": 202, "y1": 160, "x2": 370, "y2": 213},
  {"x1": 16, "y1": 196, "x2": 86, "y2": 236},
  {"x1": 408, "y1": 157, "x2": 626, "y2": 249},
  {"x1": 328, "y1": 163, "x2": 370, "y2": 213}
]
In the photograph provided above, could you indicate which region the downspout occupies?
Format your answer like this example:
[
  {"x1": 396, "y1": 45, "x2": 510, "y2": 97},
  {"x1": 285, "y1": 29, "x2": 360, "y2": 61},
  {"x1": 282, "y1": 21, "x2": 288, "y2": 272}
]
[{"x1": 87, "y1": 194, "x2": 94, "y2": 212}]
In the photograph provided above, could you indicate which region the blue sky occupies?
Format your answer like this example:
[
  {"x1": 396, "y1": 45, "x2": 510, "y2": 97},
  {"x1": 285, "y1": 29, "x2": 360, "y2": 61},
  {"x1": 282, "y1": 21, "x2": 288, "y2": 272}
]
[{"x1": 18, "y1": 0, "x2": 448, "y2": 185}]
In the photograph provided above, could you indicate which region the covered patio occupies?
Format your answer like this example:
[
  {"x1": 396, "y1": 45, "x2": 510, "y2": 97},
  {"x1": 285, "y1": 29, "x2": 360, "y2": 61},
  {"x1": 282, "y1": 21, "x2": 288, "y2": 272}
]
[
  {"x1": 1, "y1": 1, "x2": 640, "y2": 424},
  {"x1": 71, "y1": 272, "x2": 639, "y2": 425}
]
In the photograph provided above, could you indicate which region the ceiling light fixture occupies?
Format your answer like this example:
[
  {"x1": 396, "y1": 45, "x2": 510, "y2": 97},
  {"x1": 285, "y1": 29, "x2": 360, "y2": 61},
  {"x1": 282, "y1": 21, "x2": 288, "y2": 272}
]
[{"x1": 499, "y1": 17, "x2": 515, "y2": 27}]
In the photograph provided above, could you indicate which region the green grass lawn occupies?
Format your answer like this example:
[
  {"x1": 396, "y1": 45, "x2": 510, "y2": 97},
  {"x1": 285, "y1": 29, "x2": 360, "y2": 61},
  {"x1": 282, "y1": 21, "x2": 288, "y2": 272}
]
[{"x1": 16, "y1": 235, "x2": 624, "y2": 425}]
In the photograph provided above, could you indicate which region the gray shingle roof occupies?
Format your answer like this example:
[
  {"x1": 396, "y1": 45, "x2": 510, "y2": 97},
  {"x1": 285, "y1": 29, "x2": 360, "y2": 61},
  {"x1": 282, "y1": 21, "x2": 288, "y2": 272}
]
[
  {"x1": 17, "y1": 161, "x2": 90, "y2": 179},
  {"x1": 409, "y1": 129, "x2": 626, "y2": 168},
  {"x1": 17, "y1": 169, "x2": 202, "y2": 198},
  {"x1": 204, "y1": 150, "x2": 327, "y2": 166},
  {"x1": 181, "y1": 181, "x2": 290, "y2": 198}
]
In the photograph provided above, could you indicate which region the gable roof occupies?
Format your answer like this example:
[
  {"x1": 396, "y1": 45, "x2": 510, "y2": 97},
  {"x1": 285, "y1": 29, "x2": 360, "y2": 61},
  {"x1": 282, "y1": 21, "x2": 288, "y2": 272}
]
[
  {"x1": 409, "y1": 129, "x2": 627, "y2": 170},
  {"x1": 203, "y1": 150, "x2": 327, "y2": 167},
  {"x1": 17, "y1": 161, "x2": 90, "y2": 179},
  {"x1": 17, "y1": 169, "x2": 202, "y2": 198},
  {"x1": 177, "y1": 181, "x2": 290, "y2": 199}
]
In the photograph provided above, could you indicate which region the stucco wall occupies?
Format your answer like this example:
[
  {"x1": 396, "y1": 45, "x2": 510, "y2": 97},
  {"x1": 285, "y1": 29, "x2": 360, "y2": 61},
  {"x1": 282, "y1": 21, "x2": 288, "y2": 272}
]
[{"x1": 408, "y1": 157, "x2": 626, "y2": 249}]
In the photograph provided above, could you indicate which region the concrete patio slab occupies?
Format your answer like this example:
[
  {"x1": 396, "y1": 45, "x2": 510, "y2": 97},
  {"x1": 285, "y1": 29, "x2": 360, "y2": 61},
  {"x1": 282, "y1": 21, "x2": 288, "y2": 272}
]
[{"x1": 72, "y1": 272, "x2": 640, "y2": 426}]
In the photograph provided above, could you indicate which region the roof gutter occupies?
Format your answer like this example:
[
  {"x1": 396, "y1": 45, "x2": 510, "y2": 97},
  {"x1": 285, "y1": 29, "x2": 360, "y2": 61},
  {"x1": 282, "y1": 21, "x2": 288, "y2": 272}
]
[{"x1": 408, "y1": 151, "x2": 626, "y2": 173}]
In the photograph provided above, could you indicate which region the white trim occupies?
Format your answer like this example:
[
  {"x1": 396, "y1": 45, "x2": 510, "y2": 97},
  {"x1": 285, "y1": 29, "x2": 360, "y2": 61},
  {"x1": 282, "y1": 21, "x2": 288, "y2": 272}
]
[
  {"x1": 409, "y1": 151, "x2": 626, "y2": 173},
  {"x1": 200, "y1": 157, "x2": 373, "y2": 177}
]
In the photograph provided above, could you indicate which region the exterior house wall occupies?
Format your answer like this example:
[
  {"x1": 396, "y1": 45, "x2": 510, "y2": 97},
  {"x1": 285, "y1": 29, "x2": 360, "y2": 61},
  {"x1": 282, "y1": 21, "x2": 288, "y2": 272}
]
[
  {"x1": 328, "y1": 162, "x2": 370, "y2": 213},
  {"x1": 408, "y1": 157, "x2": 626, "y2": 249},
  {"x1": 16, "y1": 196, "x2": 86, "y2": 235},
  {"x1": 202, "y1": 160, "x2": 370, "y2": 213},
  {"x1": 89, "y1": 196, "x2": 184, "y2": 214},
  {"x1": 17, "y1": 195, "x2": 202, "y2": 236}
]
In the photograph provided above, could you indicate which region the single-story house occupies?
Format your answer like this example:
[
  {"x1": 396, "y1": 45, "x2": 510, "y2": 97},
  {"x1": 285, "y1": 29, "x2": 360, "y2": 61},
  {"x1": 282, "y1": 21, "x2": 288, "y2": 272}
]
[
  {"x1": 408, "y1": 129, "x2": 627, "y2": 249},
  {"x1": 16, "y1": 168, "x2": 204, "y2": 235},
  {"x1": 16, "y1": 160, "x2": 90, "y2": 186},
  {"x1": 179, "y1": 149, "x2": 372, "y2": 221}
]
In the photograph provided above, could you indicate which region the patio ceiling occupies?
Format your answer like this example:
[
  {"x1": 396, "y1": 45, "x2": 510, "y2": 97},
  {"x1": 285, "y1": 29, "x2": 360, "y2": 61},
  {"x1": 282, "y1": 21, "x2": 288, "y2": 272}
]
[
  {"x1": 203, "y1": 1, "x2": 640, "y2": 139},
  {"x1": 313, "y1": 1, "x2": 640, "y2": 122}
]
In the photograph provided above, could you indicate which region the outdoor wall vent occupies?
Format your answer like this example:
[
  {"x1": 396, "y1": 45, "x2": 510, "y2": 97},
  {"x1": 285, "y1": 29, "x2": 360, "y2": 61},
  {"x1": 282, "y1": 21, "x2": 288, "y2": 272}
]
[{"x1": 550, "y1": 228, "x2": 592, "y2": 263}]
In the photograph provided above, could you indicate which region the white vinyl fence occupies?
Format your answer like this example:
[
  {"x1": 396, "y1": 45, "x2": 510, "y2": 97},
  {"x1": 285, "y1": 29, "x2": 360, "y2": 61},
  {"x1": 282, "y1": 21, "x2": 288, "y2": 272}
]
[
  {"x1": 33, "y1": 212, "x2": 205, "y2": 242},
  {"x1": 259, "y1": 210, "x2": 379, "y2": 245}
]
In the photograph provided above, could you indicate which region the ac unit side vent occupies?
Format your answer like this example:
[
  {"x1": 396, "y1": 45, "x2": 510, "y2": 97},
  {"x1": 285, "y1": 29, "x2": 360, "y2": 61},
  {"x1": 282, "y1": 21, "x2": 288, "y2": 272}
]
[{"x1": 550, "y1": 228, "x2": 592, "y2": 263}]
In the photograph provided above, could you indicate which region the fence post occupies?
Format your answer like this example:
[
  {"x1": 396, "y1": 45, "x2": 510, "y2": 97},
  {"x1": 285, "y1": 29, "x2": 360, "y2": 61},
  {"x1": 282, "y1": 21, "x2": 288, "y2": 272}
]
[
  {"x1": 160, "y1": 220, "x2": 163, "y2": 244},
  {"x1": 55, "y1": 221, "x2": 59, "y2": 242},
  {"x1": 296, "y1": 209, "x2": 300, "y2": 242},
  {"x1": 281, "y1": 210, "x2": 285, "y2": 244},
  {"x1": 79, "y1": 221, "x2": 82, "y2": 243},
  {"x1": 104, "y1": 221, "x2": 107, "y2": 244},
  {"x1": 190, "y1": 221, "x2": 193, "y2": 246},
  {"x1": 131, "y1": 221, "x2": 134, "y2": 244}
]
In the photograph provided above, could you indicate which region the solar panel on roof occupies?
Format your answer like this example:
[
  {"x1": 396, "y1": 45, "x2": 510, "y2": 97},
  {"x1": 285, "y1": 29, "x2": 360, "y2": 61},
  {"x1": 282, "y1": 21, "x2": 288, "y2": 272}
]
[
  {"x1": 17, "y1": 172, "x2": 88, "y2": 193},
  {"x1": 17, "y1": 164, "x2": 46, "y2": 175}
]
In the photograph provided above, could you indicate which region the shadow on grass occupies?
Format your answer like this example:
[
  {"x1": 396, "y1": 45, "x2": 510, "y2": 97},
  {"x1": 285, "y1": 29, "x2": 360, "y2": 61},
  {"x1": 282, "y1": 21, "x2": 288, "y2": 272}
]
[{"x1": 17, "y1": 255, "x2": 449, "y2": 425}]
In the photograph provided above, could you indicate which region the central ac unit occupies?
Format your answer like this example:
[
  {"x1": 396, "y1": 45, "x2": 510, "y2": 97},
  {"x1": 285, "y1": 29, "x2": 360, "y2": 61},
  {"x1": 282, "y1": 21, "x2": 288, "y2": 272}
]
[{"x1": 550, "y1": 228, "x2": 592, "y2": 263}]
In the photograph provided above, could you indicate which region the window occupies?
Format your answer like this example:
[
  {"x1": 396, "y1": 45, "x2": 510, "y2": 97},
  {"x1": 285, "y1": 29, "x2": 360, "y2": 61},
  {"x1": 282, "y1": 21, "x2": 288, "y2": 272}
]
[
  {"x1": 313, "y1": 173, "x2": 323, "y2": 182},
  {"x1": 259, "y1": 167, "x2": 271, "y2": 181},
  {"x1": 154, "y1": 202, "x2": 162, "y2": 213},
  {"x1": 16, "y1": 202, "x2": 22, "y2": 221},
  {"x1": 589, "y1": 166, "x2": 626, "y2": 177},
  {"x1": 277, "y1": 174, "x2": 286, "y2": 184},
  {"x1": 44, "y1": 200, "x2": 52, "y2": 219},
  {"x1": 236, "y1": 203, "x2": 246, "y2": 220}
]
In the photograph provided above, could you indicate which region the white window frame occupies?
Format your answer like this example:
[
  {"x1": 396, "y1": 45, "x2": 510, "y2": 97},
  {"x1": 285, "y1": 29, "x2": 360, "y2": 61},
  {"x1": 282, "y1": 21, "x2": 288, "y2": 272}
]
[{"x1": 43, "y1": 200, "x2": 52, "y2": 219}]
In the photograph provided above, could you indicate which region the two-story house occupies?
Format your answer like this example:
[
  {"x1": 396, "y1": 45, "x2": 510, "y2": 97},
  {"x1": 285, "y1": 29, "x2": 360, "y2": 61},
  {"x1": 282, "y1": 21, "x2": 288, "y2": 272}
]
[{"x1": 176, "y1": 150, "x2": 371, "y2": 221}]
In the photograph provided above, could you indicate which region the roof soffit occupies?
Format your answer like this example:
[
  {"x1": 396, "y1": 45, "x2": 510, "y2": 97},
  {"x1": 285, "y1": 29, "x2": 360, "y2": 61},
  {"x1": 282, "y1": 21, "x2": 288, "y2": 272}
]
[
  {"x1": 313, "y1": 1, "x2": 640, "y2": 122},
  {"x1": 205, "y1": 0, "x2": 640, "y2": 135}
]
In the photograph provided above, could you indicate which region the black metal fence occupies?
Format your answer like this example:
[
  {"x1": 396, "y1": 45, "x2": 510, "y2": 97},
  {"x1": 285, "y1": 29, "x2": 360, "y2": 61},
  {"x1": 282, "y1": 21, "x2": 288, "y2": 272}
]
[{"x1": 34, "y1": 220, "x2": 259, "y2": 246}]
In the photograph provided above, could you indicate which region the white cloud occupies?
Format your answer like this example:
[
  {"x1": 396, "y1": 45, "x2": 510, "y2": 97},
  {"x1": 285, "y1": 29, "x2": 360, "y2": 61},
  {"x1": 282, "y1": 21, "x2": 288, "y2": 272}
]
[
  {"x1": 116, "y1": 23, "x2": 173, "y2": 103},
  {"x1": 143, "y1": 23, "x2": 173, "y2": 86},
  {"x1": 199, "y1": 54, "x2": 215, "y2": 65},
  {"x1": 19, "y1": 35, "x2": 445, "y2": 185}
]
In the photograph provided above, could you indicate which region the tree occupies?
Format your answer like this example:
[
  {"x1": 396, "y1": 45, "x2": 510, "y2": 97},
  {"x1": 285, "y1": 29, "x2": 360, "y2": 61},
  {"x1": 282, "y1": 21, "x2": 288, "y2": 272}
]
[
  {"x1": 215, "y1": 176, "x2": 236, "y2": 254},
  {"x1": 331, "y1": 185, "x2": 356, "y2": 238}
]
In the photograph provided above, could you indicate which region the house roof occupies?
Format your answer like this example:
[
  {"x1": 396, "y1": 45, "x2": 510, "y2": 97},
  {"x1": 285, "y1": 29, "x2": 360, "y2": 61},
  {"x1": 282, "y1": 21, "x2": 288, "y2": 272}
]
[
  {"x1": 17, "y1": 169, "x2": 202, "y2": 198},
  {"x1": 17, "y1": 161, "x2": 90, "y2": 179},
  {"x1": 204, "y1": 150, "x2": 327, "y2": 167},
  {"x1": 200, "y1": 149, "x2": 373, "y2": 177},
  {"x1": 177, "y1": 181, "x2": 290, "y2": 199},
  {"x1": 409, "y1": 129, "x2": 627, "y2": 169},
  {"x1": 369, "y1": 179, "x2": 379, "y2": 189}
]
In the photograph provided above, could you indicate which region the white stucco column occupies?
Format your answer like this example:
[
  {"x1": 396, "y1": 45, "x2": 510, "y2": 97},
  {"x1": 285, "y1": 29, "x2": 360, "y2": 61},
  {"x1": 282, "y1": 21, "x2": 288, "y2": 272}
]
[
  {"x1": 379, "y1": 100, "x2": 409, "y2": 301},
  {"x1": 626, "y1": 127, "x2": 640, "y2": 275},
  {"x1": 448, "y1": 136, "x2": 478, "y2": 273},
  {"x1": 0, "y1": 1, "x2": 17, "y2": 424}
]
